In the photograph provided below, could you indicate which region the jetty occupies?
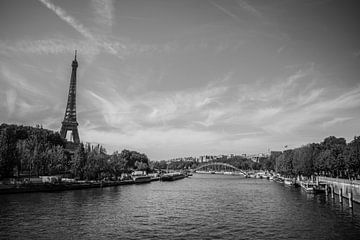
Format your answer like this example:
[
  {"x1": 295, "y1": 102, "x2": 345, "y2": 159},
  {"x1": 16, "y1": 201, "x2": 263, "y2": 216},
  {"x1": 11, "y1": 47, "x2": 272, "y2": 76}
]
[{"x1": 318, "y1": 177, "x2": 360, "y2": 206}]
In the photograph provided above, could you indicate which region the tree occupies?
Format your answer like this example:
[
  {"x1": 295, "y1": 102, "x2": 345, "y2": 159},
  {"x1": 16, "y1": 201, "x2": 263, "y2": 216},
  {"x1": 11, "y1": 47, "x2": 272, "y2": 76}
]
[
  {"x1": 344, "y1": 136, "x2": 360, "y2": 179},
  {"x1": 292, "y1": 144, "x2": 315, "y2": 177},
  {"x1": 315, "y1": 136, "x2": 346, "y2": 177},
  {"x1": 135, "y1": 161, "x2": 148, "y2": 171},
  {"x1": 109, "y1": 151, "x2": 127, "y2": 178},
  {"x1": 71, "y1": 143, "x2": 87, "y2": 179},
  {"x1": 0, "y1": 127, "x2": 18, "y2": 178},
  {"x1": 47, "y1": 145, "x2": 66, "y2": 175},
  {"x1": 151, "y1": 160, "x2": 167, "y2": 170},
  {"x1": 275, "y1": 150, "x2": 294, "y2": 176}
]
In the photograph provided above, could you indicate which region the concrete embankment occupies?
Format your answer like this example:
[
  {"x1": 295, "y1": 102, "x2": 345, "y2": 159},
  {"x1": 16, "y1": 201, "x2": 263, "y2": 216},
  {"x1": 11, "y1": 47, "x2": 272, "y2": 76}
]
[{"x1": 319, "y1": 176, "x2": 360, "y2": 204}]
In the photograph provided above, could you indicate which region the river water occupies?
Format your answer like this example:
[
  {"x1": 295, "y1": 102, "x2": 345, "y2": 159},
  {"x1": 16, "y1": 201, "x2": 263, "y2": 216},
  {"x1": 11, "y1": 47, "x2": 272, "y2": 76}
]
[{"x1": 1, "y1": 174, "x2": 360, "y2": 240}]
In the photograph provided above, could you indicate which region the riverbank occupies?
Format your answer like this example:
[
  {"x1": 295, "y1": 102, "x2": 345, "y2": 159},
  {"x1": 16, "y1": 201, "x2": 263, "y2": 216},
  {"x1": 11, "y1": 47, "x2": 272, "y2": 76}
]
[
  {"x1": 0, "y1": 180, "x2": 135, "y2": 194},
  {"x1": 0, "y1": 172, "x2": 187, "y2": 194}
]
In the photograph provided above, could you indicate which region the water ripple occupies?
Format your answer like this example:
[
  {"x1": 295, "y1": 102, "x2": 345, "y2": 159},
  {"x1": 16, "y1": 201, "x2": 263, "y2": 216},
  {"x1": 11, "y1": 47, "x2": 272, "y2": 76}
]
[{"x1": 1, "y1": 174, "x2": 360, "y2": 239}]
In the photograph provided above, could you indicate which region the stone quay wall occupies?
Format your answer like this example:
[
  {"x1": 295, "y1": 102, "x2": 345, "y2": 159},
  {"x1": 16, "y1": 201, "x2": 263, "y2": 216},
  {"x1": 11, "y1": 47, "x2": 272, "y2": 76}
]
[{"x1": 319, "y1": 176, "x2": 360, "y2": 203}]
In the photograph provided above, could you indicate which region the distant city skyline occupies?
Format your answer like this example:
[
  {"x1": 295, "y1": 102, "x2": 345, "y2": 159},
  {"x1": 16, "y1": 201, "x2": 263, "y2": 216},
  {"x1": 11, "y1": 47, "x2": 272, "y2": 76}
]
[{"x1": 1, "y1": 0, "x2": 360, "y2": 160}]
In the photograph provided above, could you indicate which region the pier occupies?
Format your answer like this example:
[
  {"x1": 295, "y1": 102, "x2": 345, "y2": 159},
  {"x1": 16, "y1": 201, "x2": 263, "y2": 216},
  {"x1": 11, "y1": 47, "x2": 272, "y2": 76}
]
[{"x1": 319, "y1": 176, "x2": 360, "y2": 205}]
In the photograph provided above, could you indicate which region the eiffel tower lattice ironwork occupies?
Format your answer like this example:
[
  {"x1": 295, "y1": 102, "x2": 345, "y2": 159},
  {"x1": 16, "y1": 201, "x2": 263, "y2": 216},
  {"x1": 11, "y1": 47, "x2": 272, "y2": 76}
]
[{"x1": 60, "y1": 51, "x2": 80, "y2": 145}]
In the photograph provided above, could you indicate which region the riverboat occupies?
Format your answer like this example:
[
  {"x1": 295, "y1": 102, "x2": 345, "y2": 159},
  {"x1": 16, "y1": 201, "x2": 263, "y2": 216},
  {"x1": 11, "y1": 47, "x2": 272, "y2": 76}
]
[
  {"x1": 300, "y1": 181, "x2": 315, "y2": 193},
  {"x1": 284, "y1": 178, "x2": 295, "y2": 186},
  {"x1": 148, "y1": 173, "x2": 160, "y2": 181},
  {"x1": 314, "y1": 182, "x2": 326, "y2": 193},
  {"x1": 160, "y1": 172, "x2": 185, "y2": 181},
  {"x1": 132, "y1": 175, "x2": 151, "y2": 184},
  {"x1": 274, "y1": 176, "x2": 284, "y2": 183}
]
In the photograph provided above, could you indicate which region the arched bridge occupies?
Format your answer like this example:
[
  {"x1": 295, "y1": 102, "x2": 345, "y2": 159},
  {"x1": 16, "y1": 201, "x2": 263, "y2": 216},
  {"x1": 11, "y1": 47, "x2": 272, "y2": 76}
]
[{"x1": 195, "y1": 162, "x2": 247, "y2": 176}]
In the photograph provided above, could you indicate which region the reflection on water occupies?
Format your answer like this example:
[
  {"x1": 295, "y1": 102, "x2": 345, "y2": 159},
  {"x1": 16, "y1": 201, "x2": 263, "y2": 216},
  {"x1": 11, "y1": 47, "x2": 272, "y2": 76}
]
[{"x1": 1, "y1": 174, "x2": 360, "y2": 239}]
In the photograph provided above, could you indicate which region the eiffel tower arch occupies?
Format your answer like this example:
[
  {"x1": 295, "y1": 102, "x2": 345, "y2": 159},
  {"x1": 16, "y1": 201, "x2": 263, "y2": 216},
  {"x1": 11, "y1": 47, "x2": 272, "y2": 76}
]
[{"x1": 60, "y1": 51, "x2": 80, "y2": 148}]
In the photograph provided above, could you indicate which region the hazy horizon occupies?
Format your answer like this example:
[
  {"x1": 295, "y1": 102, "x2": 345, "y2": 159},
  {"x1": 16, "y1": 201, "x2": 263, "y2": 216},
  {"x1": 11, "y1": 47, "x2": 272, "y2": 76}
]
[{"x1": 1, "y1": 0, "x2": 360, "y2": 160}]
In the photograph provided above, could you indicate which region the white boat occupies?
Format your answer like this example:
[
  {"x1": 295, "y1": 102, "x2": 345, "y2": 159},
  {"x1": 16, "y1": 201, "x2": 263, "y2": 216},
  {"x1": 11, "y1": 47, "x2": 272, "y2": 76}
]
[
  {"x1": 132, "y1": 171, "x2": 152, "y2": 184},
  {"x1": 132, "y1": 175, "x2": 151, "y2": 184},
  {"x1": 301, "y1": 181, "x2": 315, "y2": 193},
  {"x1": 284, "y1": 178, "x2": 295, "y2": 186},
  {"x1": 314, "y1": 182, "x2": 326, "y2": 193}
]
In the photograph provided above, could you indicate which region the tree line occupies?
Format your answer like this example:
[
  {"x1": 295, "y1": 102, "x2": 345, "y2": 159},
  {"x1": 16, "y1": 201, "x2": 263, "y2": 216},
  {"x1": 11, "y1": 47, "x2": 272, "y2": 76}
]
[
  {"x1": 0, "y1": 124, "x2": 150, "y2": 180},
  {"x1": 2, "y1": 124, "x2": 359, "y2": 180},
  {"x1": 150, "y1": 135, "x2": 360, "y2": 181},
  {"x1": 273, "y1": 136, "x2": 360, "y2": 179}
]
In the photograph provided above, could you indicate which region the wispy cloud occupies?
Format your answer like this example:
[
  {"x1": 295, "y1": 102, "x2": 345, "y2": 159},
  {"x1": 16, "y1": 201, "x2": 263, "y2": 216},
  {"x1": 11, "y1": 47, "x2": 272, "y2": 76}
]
[
  {"x1": 39, "y1": 0, "x2": 95, "y2": 40},
  {"x1": 0, "y1": 38, "x2": 182, "y2": 61},
  {"x1": 38, "y1": 0, "x2": 126, "y2": 59},
  {"x1": 311, "y1": 86, "x2": 360, "y2": 111},
  {"x1": 209, "y1": 1, "x2": 242, "y2": 22},
  {"x1": 2, "y1": 0, "x2": 236, "y2": 61},
  {"x1": 5, "y1": 89, "x2": 17, "y2": 116},
  {"x1": 91, "y1": 0, "x2": 114, "y2": 28},
  {"x1": 195, "y1": 109, "x2": 226, "y2": 127},
  {"x1": 234, "y1": 131, "x2": 263, "y2": 136},
  {"x1": 252, "y1": 107, "x2": 282, "y2": 123},
  {"x1": 209, "y1": 0, "x2": 264, "y2": 22},
  {"x1": 0, "y1": 39, "x2": 99, "y2": 56},
  {"x1": 1, "y1": 65, "x2": 45, "y2": 96},
  {"x1": 82, "y1": 80, "x2": 229, "y2": 133},
  {"x1": 81, "y1": 126, "x2": 222, "y2": 159},
  {"x1": 235, "y1": 0, "x2": 263, "y2": 19},
  {"x1": 0, "y1": 66, "x2": 53, "y2": 118},
  {"x1": 321, "y1": 117, "x2": 353, "y2": 128},
  {"x1": 86, "y1": 89, "x2": 136, "y2": 130},
  {"x1": 83, "y1": 63, "x2": 358, "y2": 142},
  {"x1": 261, "y1": 86, "x2": 360, "y2": 134}
]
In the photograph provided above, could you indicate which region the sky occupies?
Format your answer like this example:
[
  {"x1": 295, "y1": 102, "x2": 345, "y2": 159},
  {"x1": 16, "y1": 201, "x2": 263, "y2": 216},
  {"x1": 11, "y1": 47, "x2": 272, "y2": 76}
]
[{"x1": 0, "y1": 0, "x2": 360, "y2": 160}]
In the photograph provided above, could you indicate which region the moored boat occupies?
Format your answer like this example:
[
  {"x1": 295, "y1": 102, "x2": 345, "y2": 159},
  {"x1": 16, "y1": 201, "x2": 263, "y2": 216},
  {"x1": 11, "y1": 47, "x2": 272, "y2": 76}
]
[
  {"x1": 314, "y1": 182, "x2": 326, "y2": 193},
  {"x1": 132, "y1": 174, "x2": 151, "y2": 184},
  {"x1": 131, "y1": 170, "x2": 151, "y2": 184},
  {"x1": 160, "y1": 172, "x2": 185, "y2": 181},
  {"x1": 300, "y1": 181, "x2": 315, "y2": 193},
  {"x1": 274, "y1": 176, "x2": 284, "y2": 183},
  {"x1": 284, "y1": 178, "x2": 295, "y2": 186}
]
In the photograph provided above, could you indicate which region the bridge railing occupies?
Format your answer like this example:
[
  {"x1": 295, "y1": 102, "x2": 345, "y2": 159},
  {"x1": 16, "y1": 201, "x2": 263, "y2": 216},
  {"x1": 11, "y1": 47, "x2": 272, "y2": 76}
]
[{"x1": 195, "y1": 162, "x2": 247, "y2": 175}]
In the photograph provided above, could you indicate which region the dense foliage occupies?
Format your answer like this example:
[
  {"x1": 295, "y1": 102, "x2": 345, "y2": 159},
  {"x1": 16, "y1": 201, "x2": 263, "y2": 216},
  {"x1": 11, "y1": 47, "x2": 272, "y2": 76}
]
[
  {"x1": 274, "y1": 136, "x2": 360, "y2": 179},
  {"x1": 2, "y1": 124, "x2": 359, "y2": 180},
  {"x1": 157, "y1": 136, "x2": 360, "y2": 180},
  {"x1": 0, "y1": 124, "x2": 150, "y2": 180}
]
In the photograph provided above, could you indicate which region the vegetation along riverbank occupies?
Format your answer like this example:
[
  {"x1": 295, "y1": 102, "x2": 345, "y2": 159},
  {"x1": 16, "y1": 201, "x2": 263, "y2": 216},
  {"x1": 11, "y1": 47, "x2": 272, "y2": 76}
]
[{"x1": 1, "y1": 123, "x2": 360, "y2": 195}]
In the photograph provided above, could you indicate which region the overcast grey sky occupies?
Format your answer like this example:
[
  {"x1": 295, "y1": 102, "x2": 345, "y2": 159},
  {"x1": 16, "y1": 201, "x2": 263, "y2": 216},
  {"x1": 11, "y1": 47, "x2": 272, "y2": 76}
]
[{"x1": 0, "y1": 0, "x2": 360, "y2": 160}]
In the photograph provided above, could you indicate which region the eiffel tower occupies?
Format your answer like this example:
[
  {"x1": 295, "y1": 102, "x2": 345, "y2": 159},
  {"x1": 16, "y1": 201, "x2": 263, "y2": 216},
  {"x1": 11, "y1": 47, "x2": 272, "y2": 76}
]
[{"x1": 60, "y1": 51, "x2": 80, "y2": 146}]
